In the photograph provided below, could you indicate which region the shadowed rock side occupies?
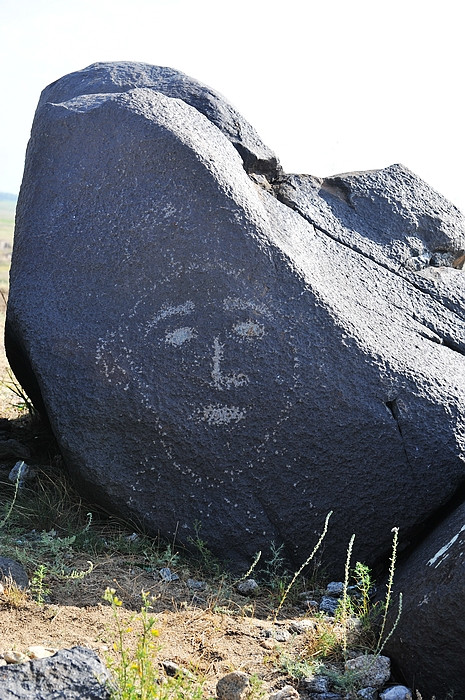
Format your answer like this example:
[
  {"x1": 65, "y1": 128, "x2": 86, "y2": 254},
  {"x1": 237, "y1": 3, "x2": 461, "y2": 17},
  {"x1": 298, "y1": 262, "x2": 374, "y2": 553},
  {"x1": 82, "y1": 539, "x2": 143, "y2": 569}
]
[
  {"x1": 383, "y1": 500, "x2": 465, "y2": 697},
  {"x1": 6, "y1": 64, "x2": 465, "y2": 581}
]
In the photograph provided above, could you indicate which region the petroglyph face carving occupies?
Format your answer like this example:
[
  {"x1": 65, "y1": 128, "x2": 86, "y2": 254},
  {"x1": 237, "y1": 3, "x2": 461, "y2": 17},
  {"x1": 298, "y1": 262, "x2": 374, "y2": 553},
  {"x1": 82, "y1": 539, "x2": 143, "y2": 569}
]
[
  {"x1": 96, "y1": 282, "x2": 299, "y2": 444},
  {"x1": 141, "y1": 296, "x2": 269, "y2": 426}
]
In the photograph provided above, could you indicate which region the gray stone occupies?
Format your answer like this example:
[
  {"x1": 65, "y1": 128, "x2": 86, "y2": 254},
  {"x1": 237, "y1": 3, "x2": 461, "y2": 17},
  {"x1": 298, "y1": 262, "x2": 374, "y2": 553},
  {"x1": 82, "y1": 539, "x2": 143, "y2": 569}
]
[
  {"x1": 237, "y1": 579, "x2": 259, "y2": 596},
  {"x1": 269, "y1": 686, "x2": 300, "y2": 700},
  {"x1": 344, "y1": 654, "x2": 390, "y2": 688},
  {"x1": 186, "y1": 578, "x2": 207, "y2": 591},
  {"x1": 159, "y1": 567, "x2": 179, "y2": 582},
  {"x1": 276, "y1": 165, "x2": 465, "y2": 278},
  {"x1": 0, "y1": 646, "x2": 111, "y2": 699},
  {"x1": 216, "y1": 671, "x2": 250, "y2": 700},
  {"x1": 379, "y1": 687, "x2": 412, "y2": 700},
  {"x1": 357, "y1": 689, "x2": 377, "y2": 700},
  {"x1": 36, "y1": 61, "x2": 279, "y2": 179},
  {"x1": 300, "y1": 675, "x2": 329, "y2": 693},
  {"x1": 7, "y1": 62, "x2": 465, "y2": 575},
  {"x1": 383, "y1": 499, "x2": 465, "y2": 697},
  {"x1": 319, "y1": 596, "x2": 340, "y2": 616},
  {"x1": 288, "y1": 619, "x2": 316, "y2": 634},
  {"x1": 324, "y1": 581, "x2": 344, "y2": 597},
  {"x1": 0, "y1": 557, "x2": 29, "y2": 589},
  {"x1": 8, "y1": 460, "x2": 36, "y2": 487},
  {"x1": 262, "y1": 628, "x2": 291, "y2": 642}
]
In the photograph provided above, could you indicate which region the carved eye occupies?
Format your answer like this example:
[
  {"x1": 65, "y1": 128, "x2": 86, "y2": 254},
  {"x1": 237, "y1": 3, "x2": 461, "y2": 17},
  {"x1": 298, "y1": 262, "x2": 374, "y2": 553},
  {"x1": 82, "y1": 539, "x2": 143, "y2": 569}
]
[
  {"x1": 232, "y1": 320, "x2": 265, "y2": 339},
  {"x1": 165, "y1": 327, "x2": 197, "y2": 346}
]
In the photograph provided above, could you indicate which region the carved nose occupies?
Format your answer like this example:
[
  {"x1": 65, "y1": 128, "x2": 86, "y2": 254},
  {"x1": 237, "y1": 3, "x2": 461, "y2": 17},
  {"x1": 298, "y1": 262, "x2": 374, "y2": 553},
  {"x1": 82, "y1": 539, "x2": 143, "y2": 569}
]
[{"x1": 211, "y1": 337, "x2": 249, "y2": 390}]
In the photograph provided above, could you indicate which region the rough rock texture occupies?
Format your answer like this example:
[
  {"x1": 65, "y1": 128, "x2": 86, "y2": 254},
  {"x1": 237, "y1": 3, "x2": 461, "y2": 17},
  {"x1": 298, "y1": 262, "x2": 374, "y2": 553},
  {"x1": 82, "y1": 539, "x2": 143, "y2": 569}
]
[
  {"x1": 216, "y1": 671, "x2": 250, "y2": 700},
  {"x1": 277, "y1": 167, "x2": 465, "y2": 325},
  {"x1": 344, "y1": 654, "x2": 390, "y2": 688},
  {"x1": 0, "y1": 557, "x2": 29, "y2": 589},
  {"x1": 0, "y1": 646, "x2": 111, "y2": 699},
  {"x1": 37, "y1": 61, "x2": 280, "y2": 178},
  {"x1": 6, "y1": 63, "x2": 465, "y2": 576},
  {"x1": 383, "y1": 500, "x2": 465, "y2": 697},
  {"x1": 379, "y1": 688, "x2": 412, "y2": 700}
]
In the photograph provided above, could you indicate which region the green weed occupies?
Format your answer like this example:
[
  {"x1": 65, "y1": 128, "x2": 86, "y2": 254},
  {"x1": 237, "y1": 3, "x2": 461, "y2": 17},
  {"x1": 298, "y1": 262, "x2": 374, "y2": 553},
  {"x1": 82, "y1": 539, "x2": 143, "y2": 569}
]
[
  {"x1": 187, "y1": 520, "x2": 223, "y2": 579},
  {"x1": 103, "y1": 587, "x2": 204, "y2": 700},
  {"x1": 0, "y1": 462, "x2": 23, "y2": 529},
  {"x1": 30, "y1": 563, "x2": 50, "y2": 605},
  {"x1": 278, "y1": 651, "x2": 320, "y2": 680},
  {"x1": 273, "y1": 510, "x2": 332, "y2": 622},
  {"x1": 2, "y1": 369, "x2": 36, "y2": 416},
  {"x1": 375, "y1": 526, "x2": 402, "y2": 655}
]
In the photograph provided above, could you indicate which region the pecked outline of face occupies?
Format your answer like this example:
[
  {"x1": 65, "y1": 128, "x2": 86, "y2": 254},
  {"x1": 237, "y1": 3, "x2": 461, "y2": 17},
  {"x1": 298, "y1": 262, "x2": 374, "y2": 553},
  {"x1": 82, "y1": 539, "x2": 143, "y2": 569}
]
[{"x1": 96, "y1": 271, "x2": 302, "y2": 467}]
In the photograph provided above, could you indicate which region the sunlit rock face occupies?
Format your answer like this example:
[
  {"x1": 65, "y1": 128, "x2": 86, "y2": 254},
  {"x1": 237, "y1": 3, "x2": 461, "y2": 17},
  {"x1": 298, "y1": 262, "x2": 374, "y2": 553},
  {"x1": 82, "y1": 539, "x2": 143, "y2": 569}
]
[{"x1": 6, "y1": 62, "x2": 465, "y2": 575}]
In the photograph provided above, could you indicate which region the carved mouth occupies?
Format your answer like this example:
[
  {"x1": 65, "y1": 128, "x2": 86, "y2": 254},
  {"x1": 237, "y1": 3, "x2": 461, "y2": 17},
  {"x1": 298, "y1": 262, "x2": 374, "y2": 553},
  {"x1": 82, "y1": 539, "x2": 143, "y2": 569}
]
[{"x1": 196, "y1": 404, "x2": 247, "y2": 426}]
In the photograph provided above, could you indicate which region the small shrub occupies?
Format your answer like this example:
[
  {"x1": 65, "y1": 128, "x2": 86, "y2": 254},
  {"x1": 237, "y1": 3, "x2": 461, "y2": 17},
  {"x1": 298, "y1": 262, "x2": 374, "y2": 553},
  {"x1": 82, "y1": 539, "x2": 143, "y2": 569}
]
[
  {"x1": 103, "y1": 587, "x2": 205, "y2": 700},
  {"x1": 273, "y1": 510, "x2": 332, "y2": 622},
  {"x1": 30, "y1": 563, "x2": 50, "y2": 605}
]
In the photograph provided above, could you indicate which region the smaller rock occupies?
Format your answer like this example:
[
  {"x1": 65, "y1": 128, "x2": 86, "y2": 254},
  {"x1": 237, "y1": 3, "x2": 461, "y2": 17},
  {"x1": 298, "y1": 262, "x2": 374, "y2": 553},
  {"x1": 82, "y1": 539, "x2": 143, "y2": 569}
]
[
  {"x1": 262, "y1": 628, "x2": 291, "y2": 643},
  {"x1": 158, "y1": 567, "x2": 179, "y2": 582},
  {"x1": 3, "y1": 651, "x2": 28, "y2": 664},
  {"x1": 319, "y1": 596, "x2": 340, "y2": 616},
  {"x1": 162, "y1": 660, "x2": 195, "y2": 680},
  {"x1": 289, "y1": 619, "x2": 317, "y2": 634},
  {"x1": 0, "y1": 646, "x2": 111, "y2": 699},
  {"x1": 345, "y1": 654, "x2": 391, "y2": 688},
  {"x1": 269, "y1": 685, "x2": 300, "y2": 700},
  {"x1": 357, "y1": 688, "x2": 377, "y2": 700},
  {"x1": 236, "y1": 579, "x2": 259, "y2": 596},
  {"x1": 217, "y1": 671, "x2": 250, "y2": 700},
  {"x1": 300, "y1": 676, "x2": 329, "y2": 693},
  {"x1": 379, "y1": 686, "x2": 412, "y2": 700},
  {"x1": 8, "y1": 460, "x2": 35, "y2": 486},
  {"x1": 187, "y1": 579, "x2": 207, "y2": 591},
  {"x1": 0, "y1": 659, "x2": 6, "y2": 667},
  {"x1": 324, "y1": 582, "x2": 344, "y2": 597},
  {"x1": 28, "y1": 646, "x2": 57, "y2": 660},
  {"x1": 0, "y1": 558, "x2": 29, "y2": 590}
]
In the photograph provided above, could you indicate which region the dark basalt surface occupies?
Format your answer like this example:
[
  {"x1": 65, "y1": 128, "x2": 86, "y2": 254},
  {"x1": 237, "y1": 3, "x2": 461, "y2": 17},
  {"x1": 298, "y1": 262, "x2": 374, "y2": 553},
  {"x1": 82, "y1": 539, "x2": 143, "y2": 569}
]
[
  {"x1": 6, "y1": 64, "x2": 465, "y2": 584},
  {"x1": 383, "y1": 499, "x2": 465, "y2": 697}
]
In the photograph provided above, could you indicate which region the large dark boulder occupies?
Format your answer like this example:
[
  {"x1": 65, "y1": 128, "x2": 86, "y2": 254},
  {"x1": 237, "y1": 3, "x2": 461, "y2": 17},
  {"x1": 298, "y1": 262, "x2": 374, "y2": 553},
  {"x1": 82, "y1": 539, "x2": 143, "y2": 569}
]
[
  {"x1": 0, "y1": 647, "x2": 110, "y2": 699},
  {"x1": 383, "y1": 500, "x2": 465, "y2": 697},
  {"x1": 6, "y1": 63, "x2": 465, "y2": 573}
]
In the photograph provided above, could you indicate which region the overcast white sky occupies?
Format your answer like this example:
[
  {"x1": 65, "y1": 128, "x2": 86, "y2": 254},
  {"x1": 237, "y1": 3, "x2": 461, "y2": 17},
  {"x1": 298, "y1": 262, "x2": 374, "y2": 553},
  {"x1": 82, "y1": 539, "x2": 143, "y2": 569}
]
[{"x1": 1, "y1": 0, "x2": 464, "y2": 213}]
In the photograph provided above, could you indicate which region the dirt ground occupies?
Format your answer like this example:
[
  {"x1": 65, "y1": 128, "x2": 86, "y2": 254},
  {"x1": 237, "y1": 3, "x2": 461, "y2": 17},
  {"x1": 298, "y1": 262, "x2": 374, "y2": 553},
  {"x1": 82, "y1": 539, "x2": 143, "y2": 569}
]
[{"x1": 0, "y1": 292, "x2": 327, "y2": 697}]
